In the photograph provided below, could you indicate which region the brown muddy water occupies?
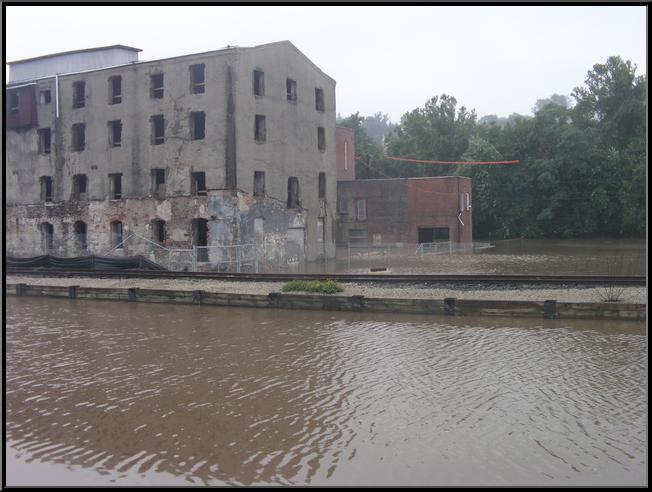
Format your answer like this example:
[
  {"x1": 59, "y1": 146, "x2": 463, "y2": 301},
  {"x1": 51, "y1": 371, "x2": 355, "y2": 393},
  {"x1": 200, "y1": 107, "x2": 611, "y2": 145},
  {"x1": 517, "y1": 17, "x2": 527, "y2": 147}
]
[
  {"x1": 313, "y1": 238, "x2": 647, "y2": 275},
  {"x1": 5, "y1": 296, "x2": 647, "y2": 486}
]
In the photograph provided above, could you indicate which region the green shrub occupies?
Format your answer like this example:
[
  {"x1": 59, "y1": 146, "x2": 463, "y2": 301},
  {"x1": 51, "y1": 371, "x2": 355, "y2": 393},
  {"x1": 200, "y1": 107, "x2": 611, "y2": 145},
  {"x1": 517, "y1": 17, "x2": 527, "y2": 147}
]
[{"x1": 282, "y1": 280, "x2": 344, "y2": 294}]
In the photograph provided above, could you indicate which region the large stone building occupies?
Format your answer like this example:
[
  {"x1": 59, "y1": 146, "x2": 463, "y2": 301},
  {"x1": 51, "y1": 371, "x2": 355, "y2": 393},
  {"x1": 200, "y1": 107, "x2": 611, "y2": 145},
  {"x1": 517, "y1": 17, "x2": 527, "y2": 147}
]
[{"x1": 5, "y1": 41, "x2": 337, "y2": 268}]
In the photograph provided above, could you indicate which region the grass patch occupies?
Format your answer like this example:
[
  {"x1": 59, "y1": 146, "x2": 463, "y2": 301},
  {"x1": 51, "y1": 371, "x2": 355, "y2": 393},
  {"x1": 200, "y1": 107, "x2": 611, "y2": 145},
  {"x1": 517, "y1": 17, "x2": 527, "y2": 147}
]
[{"x1": 282, "y1": 280, "x2": 344, "y2": 294}]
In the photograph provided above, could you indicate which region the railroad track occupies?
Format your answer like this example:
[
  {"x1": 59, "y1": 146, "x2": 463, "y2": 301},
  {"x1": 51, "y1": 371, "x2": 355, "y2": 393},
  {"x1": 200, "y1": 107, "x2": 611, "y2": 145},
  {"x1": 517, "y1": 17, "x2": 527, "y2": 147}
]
[{"x1": 5, "y1": 267, "x2": 646, "y2": 286}]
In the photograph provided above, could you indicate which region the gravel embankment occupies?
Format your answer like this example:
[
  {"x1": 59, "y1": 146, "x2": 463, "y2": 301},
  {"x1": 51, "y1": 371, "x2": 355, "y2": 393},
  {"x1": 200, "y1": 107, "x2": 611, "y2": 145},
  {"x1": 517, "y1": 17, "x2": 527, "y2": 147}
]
[{"x1": 6, "y1": 275, "x2": 646, "y2": 304}]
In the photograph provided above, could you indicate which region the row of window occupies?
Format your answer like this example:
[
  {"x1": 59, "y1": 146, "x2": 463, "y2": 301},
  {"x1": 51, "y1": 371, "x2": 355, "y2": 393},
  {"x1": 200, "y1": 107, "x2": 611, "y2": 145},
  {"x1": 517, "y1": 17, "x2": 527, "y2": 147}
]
[
  {"x1": 37, "y1": 171, "x2": 327, "y2": 206},
  {"x1": 28, "y1": 67, "x2": 326, "y2": 112},
  {"x1": 36, "y1": 115, "x2": 327, "y2": 153}
]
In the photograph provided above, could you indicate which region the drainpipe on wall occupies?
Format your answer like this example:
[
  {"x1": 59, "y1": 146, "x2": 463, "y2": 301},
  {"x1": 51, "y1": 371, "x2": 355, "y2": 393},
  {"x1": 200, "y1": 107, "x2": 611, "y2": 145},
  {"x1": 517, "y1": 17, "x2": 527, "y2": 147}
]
[{"x1": 55, "y1": 73, "x2": 60, "y2": 119}]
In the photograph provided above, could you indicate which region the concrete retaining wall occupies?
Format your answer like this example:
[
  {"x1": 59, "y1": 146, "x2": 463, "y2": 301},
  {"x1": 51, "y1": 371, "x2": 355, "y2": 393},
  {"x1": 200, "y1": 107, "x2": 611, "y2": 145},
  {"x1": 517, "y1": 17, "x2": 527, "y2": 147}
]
[{"x1": 6, "y1": 283, "x2": 645, "y2": 321}]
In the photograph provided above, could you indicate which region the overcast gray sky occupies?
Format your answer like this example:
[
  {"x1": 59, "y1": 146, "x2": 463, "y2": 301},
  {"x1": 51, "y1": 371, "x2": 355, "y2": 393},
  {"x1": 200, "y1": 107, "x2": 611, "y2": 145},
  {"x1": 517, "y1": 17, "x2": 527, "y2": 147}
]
[{"x1": 5, "y1": 5, "x2": 647, "y2": 122}]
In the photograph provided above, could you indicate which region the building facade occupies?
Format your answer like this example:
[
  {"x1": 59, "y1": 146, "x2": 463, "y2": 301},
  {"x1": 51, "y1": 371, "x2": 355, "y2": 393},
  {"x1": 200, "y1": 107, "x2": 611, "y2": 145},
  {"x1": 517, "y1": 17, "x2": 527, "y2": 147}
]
[{"x1": 5, "y1": 41, "x2": 337, "y2": 268}]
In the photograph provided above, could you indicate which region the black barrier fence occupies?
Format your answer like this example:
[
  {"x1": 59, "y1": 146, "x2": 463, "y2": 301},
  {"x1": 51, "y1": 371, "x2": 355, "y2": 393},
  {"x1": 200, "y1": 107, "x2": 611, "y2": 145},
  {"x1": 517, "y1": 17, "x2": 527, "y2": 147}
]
[{"x1": 5, "y1": 254, "x2": 166, "y2": 271}]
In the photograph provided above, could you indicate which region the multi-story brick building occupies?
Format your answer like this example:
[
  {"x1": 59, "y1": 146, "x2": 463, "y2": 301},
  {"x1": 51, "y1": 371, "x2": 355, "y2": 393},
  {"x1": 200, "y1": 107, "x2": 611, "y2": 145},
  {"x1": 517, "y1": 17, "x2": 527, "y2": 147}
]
[{"x1": 5, "y1": 41, "x2": 337, "y2": 267}]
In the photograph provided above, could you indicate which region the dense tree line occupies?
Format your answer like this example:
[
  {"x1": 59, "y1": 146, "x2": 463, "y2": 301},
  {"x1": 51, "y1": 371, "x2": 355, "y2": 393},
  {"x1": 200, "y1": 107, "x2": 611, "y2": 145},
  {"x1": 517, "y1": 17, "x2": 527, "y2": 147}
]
[{"x1": 338, "y1": 56, "x2": 646, "y2": 239}]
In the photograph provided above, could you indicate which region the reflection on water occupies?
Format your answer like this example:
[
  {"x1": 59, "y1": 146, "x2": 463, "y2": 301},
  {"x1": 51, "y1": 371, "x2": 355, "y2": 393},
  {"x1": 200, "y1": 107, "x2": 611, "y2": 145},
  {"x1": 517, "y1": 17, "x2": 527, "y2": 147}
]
[
  {"x1": 6, "y1": 297, "x2": 646, "y2": 486},
  {"x1": 308, "y1": 238, "x2": 646, "y2": 275}
]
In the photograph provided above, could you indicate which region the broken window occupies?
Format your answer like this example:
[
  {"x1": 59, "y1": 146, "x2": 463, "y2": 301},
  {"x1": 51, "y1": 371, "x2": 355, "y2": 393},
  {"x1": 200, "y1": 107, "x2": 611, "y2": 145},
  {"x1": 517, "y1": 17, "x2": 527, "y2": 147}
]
[
  {"x1": 109, "y1": 173, "x2": 122, "y2": 199},
  {"x1": 72, "y1": 174, "x2": 87, "y2": 200},
  {"x1": 254, "y1": 115, "x2": 266, "y2": 142},
  {"x1": 191, "y1": 171, "x2": 206, "y2": 196},
  {"x1": 72, "y1": 81, "x2": 85, "y2": 108},
  {"x1": 356, "y1": 199, "x2": 367, "y2": 220},
  {"x1": 317, "y1": 127, "x2": 326, "y2": 151},
  {"x1": 111, "y1": 221, "x2": 123, "y2": 249},
  {"x1": 151, "y1": 115, "x2": 165, "y2": 145},
  {"x1": 287, "y1": 177, "x2": 299, "y2": 208},
  {"x1": 253, "y1": 70, "x2": 264, "y2": 96},
  {"x1": 109, "y1": 76, "x2": 122, "y2": 105},
  {"x1": 9, "y1": 92, "x2": 19, "y2": 114},
  {"x1": 150, "y1": 73, "x2": 164, "y2": 99},
  {"x1": 38, "y1": 128, "x2": 51, "y2": 154},
  {"x1": 72, "y1": 123, "x2": 85, "y2": 151},
  {"x1": 151, "y1": 168, "x2": 166, "y2": 198},
  {"x1": 41, "y1": 222, "x2": 54, "y2": 252},
  {"x1": 109, "y1": 120, "x2": 122, "y2": 147},
  {"x1": 190, "y1": 111, "x2": 205, "y2": 140},
  {"x1": 40, "y1": 176, "x2": 53, "y2": 203},
  {"x1": 286, "y1": 78, "x2": 297, "y2": 101},
  {"x1": 74, "y1": 221, "x2": 87, "y2": 251},
  {"x1": 318, "y1": 172, "x2": 326, "y2": 199},
  {"x1": 253, "y1": 171, "x2": 265, "y2": 197},
  {"x1": 315, "y1": 88, "x2": 325, "y2": 112},
  {"x1": 40, "y1": 90, "x2": 51, "y2": 104},
  {"x1": 152, "y1": 219, "x2": 166, "y2": 244},
  {"x1": 190, "y1": 64, "x2": 205, "y2": 94},
  {"x1": 192, "y1": 218, "x2": 208, "y2": 262}
]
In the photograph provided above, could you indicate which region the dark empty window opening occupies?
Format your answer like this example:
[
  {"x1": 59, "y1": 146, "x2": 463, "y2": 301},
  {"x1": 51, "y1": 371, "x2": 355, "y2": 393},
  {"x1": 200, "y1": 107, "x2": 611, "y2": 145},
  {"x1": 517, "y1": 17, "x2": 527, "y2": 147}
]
[
  {"x1": 190, "y1": 111, "x2": 205, "y2": 140},
  {"x1": 255, "y1": 115, "x2": 266, "y2": 142},
  {"x1": 109, "y1": 76, "x2": 122, "y2": 104},
  {"x1": 287, "y1": 177, "x2": 299, "y2": 208},
  {"x1": 74, "y1": 221, "x2": 87, "y2": 251},
  {"x1": 72, "y1": 174, "x2": 87, "y2": 200},
  {"x1": 150, "y1": 74, "x2": 164, "y2": 99},
  {"x1": 38, "y1": 128, "x2": 51, "y2": 154},
  {"x1": 418, "y1": 227, "x2": 449, "y2": 243},
  {"x1": 40, "y1": 90, "x2": 51, "y2": 104},
  {"x1": 317, "y1": 127, "x2": 326, "y2": 151},
  {"x1": 151, "y1": 115, "x2": 165, "y2": 145},
  {"x1": 109, "y1": 173, "x2": 122, "y2": 199},
  {"x1": 318, "y1": 172, "x2": 326, "y2": 199},
  {"x1": 152, "y1": 219, "x2": 166, "y2": 244},
  {"x1": 315, "y1": 88, "x2": 325, "y2": 112},
  {"x1": 72, "y1": 123, "x2": 85, "y2": 151},
  {"x1": 191, "y1": 172, "x2": 207, "y2": 196},
  {"x1": 109, "y1": 120, "x2": 122, "y2": 147},
  {"x1": 73, "y1": 81, "x2": 85, "y2": 108},
  {"x1": 254, "y1": 171, "x2": 265, "y2": 197},
  {"x1": 111, "y1": 221, "x2": 123, "y2": 249},
  {"x1": 192, "y1": 218, "x2": 209, "y2": 262},
  {"x1": 356, "y1": 199, "x2": 367, "y2": 220},
  {"x1": 190, "y1": 64, "x2": 205, "y2": 94},
  {"x1": 41, "y1": 222, "x2": 54, "y2": 252},
  {"x1": 41, "y1": 176, "x2": 53, "y2": 203},
  {"x1": 151, "y1": 168, "x2": 166, "y2": 197},
  {"x1": 10, "y1": 92, "x2": 19, "y2": 114},
  {"x1": 253, "y1": 70, "x2": 265, "y2": 96},
  {"x1": 286, "y1": 78, "x2": 297, "y2": 101}
]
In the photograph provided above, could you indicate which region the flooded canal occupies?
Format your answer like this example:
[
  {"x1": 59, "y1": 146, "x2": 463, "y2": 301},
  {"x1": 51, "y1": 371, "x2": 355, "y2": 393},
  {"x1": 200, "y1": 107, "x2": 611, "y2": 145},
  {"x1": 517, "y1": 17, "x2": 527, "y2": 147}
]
[
  {"x1": 6, "y1": 296, "x2": 646, "y2": 486},
  {"x1": 313, "y1": 238, "x2": 647, "y2": 275}
]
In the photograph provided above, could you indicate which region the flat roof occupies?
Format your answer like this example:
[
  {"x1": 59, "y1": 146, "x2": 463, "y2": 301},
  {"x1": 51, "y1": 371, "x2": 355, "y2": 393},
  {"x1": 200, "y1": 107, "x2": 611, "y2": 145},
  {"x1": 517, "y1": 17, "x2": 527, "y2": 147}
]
[{"x1": 7, "y1": 45, "x2": 142, "y2": 65}]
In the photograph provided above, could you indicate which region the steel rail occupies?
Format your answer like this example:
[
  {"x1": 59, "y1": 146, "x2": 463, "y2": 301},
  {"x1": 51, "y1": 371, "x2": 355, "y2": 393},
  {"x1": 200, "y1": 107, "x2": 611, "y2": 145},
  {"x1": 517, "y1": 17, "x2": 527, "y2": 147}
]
[{"x1": 5, "y1": 267, "x2": 646, "y2": 286}]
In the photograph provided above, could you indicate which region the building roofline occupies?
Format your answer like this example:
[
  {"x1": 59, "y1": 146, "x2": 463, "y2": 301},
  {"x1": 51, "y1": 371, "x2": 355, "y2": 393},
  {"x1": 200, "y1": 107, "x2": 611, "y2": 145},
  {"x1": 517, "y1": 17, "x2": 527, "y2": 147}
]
[{"x1": 7, "y1": 45, "x2": 142, "y2": 65}]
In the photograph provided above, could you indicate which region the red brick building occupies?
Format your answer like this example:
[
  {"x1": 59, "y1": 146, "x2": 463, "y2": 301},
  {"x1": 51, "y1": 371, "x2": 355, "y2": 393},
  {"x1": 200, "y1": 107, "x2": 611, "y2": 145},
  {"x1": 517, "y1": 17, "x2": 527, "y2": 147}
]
[{"x1": 335, "y1": 127, "x2": 473, "y2": 246}]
